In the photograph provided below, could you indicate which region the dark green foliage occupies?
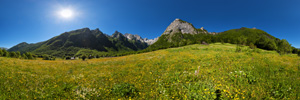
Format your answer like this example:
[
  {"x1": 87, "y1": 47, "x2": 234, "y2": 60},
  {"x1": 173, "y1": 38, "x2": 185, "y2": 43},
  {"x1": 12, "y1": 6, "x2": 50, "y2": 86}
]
[
  {"x1": 42, "y1": 54, "x2": 56, "y2": 60},
  {"x1": 215, "y1": 27, "x2": 279, "y2": 50},
  {"x1": 16, "y1": 51, "x2": 21, "y2": 58},
  {"x1": 24, "y1": 52, "x2": 35, "y2": 59},
  {"x1": 88, "y1": 55, "x2": 94, "y2": 59},
  {"x1": 277, "y1": 39, "x2": 292, "y2": 55},
  {"x1": 9, "y1": 52, "x2": 17, "y2": 58},
  {"x1": 82, "y1": 55, "x2": 87, "y2": 61},
  {"x1": 249, "y1": 43, "x2": 256, "y2": 49},
  {"x1": 65, "y1": 56, "x2": 71, "y2": 60},
  {"x1": 221, "y1": 39, "x2": 224, "y2": 44},
  {"x1": 3, "y1": 50, "x2": 9, "y2": 57},
  {"x1": 22, "y1": 54, "x2": 28, "y2": 59},
  {"x1": 291, "y1": 47, "x2": 298, "y2": 54},
  {"x1": 0, "y1": 49, "x2": 3, "y2": 56},
  {"x1": 111, "y1": 83, "x2": 139, "y2": 98},
  {"x1": 236, "y1": 45, "x2": 242, "y2": 52},
  {"x1": 8, "y1": 42, "x2": 44, "y2": 54},
  {"x1": 298, "y1": 50, "x2": 300, "y2": 56}
]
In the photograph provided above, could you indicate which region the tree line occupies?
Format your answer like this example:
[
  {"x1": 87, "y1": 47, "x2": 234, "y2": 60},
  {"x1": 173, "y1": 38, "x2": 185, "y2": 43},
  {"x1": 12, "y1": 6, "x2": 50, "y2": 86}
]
[{"x1": 0, "y1": 48, "x2": 35, "y2": 59}]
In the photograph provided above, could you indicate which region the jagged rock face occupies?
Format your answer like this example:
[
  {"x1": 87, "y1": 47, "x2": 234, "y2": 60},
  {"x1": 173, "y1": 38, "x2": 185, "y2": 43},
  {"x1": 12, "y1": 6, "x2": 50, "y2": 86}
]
[
  {"x1": 112, "y1": 31, "x2": 127, "y2": 41},
  {"x1": 124, "y1": 33, "x2": 143, "y2": 42},
  {"x1": 144, "y1": 38, "x2": 158, "y2": 45},
  {"x1": 112, "y1": 31, "x2": 123, "y2": 38},
  {"x1": 124, "y1": 33, "x2": 135, "y2": 40},
  {"x1": 124, "y1": 33, "x2": 158, "y2": 45},
  {"x1": 163, "y1": 19, "x2": 198, "y2": 35}
]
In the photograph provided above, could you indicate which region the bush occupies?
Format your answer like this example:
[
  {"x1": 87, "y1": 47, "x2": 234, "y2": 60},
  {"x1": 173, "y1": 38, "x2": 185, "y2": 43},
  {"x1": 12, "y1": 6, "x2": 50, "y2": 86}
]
[
  {"x1": 65, "y1": 56, "x2": 71, "y2": 60},
  {"x1": 221, "y1": 40, "x2": 224, "y2": 44},
  {"x1": 22, "y1": 54, "x2": 28, "y2": 59},
  {"x1": 292, "y1": 47, "x2": 298, "y2": 54},
  {"x1": 236, "y1": 45, "x2": 242, "y2": 52},
  {"x1": 16, "y1": 51, "x2": 21, "y2": 58},
  {"x1": 0, "y1": 49, "x2": 3, "y2": 56},
  {"x1": 3, "y1": 51, "x2": 9, "y2": 57},
  {"x1": 10, "y1": 52, "x2": 17, "y2": 58},
  {"x1": 43, "y1": 55, "x2": 50, "y2": 60},
  {"x1": 88, "y1": 55, "x2": 93, "y2": 59},
  {"x1": 43, "y1": 55, "x2": 55, "y2": 60},
  {"x1": 249, "y1": 43, "x2": 256, "y2": 49},
  {"x1": 25, "y1": 52, "x2": 35, "y2": 59},
  {"x1": 82, "y1": 55, "x2": 87, "y2": 61},
  {"x1": 277, "y1": 39, "x2": 292, "y2": 55},
  {"x1": 111, "y1": 83, "x2": 139, "y2": 98}
]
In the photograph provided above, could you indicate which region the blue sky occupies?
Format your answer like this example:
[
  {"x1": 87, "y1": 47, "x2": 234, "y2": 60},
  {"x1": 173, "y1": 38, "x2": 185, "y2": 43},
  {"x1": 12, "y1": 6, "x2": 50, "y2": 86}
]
[{"x1": 0, "y1": 0, "x2": 299, "y2": 48}]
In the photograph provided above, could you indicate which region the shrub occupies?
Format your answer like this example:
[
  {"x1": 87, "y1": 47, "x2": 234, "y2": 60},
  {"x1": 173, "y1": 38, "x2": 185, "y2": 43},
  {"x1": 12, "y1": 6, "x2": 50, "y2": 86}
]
[
  {"x1": 111, "y1": 83, "x2": 139, "y2": 98},
  {"x1": 292, "y1": 47, "x2": 298, "y2": 54},
  {"x1": 0, "y1": 49, "x2": 3, "y2": 56},
  {"x1": 82, "y1": 55, "x2": 87, "y2": 61},
  {"x1": 43, "y1": 55, "x2": 55, "y2": 60},
  {"x1": 277, "y1": 39, "x2": 292, "y2": 55},
  {"x1": 22, "y1": 54, "x2": 28, "y2": 59},
  {"x1": 249, "y1": 43, "x2": 256, "y2": 49},
  {"x1": 3, "y1": 51, "x2": 9, "y2": 57},
  {"x1": 43, "y1": 55, "x2": 50, "y2": 60},
  {"x1": 25, "y1": 52, "x2": 35, "y2": 59},
  {"x1": 10, "y1": 52, "x2": 17, "y2": 58},
  {"x1": 236, "y1": 45, "x2": 242, "y2": 52},
  {"x1": 16, "y1": 51, "x2": 21, "y2": 58},
  {"x1": 65, "y1": 56, "x2": 71, "y2": 60},
  {"x1": 88, "y1": 55, "x2": 93, "y2": 59}
]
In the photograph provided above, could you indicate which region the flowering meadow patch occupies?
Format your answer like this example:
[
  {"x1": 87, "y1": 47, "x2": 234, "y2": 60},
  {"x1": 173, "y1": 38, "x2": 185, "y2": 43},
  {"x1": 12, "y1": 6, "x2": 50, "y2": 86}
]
[{"x1": 0, "y1": 43, "x2": 299, "y2": 99}]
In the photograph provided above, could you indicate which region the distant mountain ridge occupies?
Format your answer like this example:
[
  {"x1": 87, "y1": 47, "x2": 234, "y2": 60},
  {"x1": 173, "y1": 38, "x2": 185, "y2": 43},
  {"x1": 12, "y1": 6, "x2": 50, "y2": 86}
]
[
  {"x1": 124, "y1": 33, "x2": 158, "y2": 45},
  {"x1": 8, "y1": 28, "x2": 150, "y2": 56},
  {"x1": 9, "y1": 18, "x2": 297, "y2": 57},
  {"x1": 0, "y1": 47, "x2": 7, "y2": 50}
]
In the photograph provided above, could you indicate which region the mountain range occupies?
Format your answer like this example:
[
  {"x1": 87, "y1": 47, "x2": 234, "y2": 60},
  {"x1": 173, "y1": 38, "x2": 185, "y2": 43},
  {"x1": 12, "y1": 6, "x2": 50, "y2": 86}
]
[
  {"x1": 8, "y1": 28, "x2": 153, "y2": 56},
  {"x1": 8, "y1": 18, "x2": 296, "y2": 57}
]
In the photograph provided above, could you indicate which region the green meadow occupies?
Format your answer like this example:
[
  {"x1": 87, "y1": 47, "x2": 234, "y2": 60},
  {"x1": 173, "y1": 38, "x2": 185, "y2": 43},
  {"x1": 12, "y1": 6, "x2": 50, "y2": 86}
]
[{"x1": 0, "y1": 43, "x2": 299, "y2": 99}]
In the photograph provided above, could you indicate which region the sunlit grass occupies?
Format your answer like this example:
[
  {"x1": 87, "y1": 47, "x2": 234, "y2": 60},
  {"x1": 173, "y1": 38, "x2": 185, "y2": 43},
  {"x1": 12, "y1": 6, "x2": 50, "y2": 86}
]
[{"x1": 0, "y1": 43, "x2": 299, "y2": 99}]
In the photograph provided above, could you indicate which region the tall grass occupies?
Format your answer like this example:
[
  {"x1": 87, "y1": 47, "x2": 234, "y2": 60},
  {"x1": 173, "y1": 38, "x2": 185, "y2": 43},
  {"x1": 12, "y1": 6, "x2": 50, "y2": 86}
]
[{"x1": 0, "y1": 43, "x2": 299, "y2": 99}]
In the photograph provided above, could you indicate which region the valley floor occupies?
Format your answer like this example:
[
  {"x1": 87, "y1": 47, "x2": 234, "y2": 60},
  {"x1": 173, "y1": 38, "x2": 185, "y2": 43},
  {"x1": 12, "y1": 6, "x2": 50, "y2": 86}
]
[{"x1": 0, "y1": 43, "x2": 299, "y2": 99}]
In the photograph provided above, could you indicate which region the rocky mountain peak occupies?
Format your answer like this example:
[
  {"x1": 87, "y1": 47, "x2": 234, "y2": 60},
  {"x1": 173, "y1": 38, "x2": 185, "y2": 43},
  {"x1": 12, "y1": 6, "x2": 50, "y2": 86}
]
[
  {"x1": 124, "y1": 33, "x2": 135, "y2": 40},
  {"x1": 123, "y1": 33, "x2": 158, "y2": 45},
  {"x1": 91, "y1": 28, "x2": 104, "y2": 36},
  {"x1": 124, "y1": 33, "x2": 143, "y2": 41},
  {"x1": 163, "y1": 19, "x2": 198, "y2": 35},
  {"x1": 144, "y1": 37, "x2": 158, "y2": 45},
  {"x1": 112, "y1": 31, "x2": 123, "y2": 37}
]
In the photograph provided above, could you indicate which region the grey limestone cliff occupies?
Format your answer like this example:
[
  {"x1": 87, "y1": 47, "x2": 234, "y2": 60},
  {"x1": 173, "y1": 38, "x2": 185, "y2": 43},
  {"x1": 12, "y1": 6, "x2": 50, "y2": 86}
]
[{"x1": 163, "y1": 19, "x2": 198, "y2": 35}]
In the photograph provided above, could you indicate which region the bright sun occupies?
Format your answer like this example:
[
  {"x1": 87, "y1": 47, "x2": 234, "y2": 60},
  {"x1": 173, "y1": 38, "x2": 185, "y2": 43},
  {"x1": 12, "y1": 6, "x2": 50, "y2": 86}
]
[{"x1": 59, "y1": 9, "x2": 73, "y2": 18}]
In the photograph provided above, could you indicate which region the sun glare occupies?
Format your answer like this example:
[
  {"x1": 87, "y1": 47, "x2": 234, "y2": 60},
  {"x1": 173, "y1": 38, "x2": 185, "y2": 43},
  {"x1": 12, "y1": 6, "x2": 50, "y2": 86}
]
[{"x1": 59, "y1": 9, "x2": 73, "y2": 18}]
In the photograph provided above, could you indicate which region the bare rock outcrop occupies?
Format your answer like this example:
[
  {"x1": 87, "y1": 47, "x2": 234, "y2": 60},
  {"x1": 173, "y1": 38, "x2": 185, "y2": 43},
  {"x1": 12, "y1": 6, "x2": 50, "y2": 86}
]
[
  {"x1": 163, "y1": 19, "x2": 198, "y2": 35},
  {"x1": 124, "y1": 33, "x2": 158, "y2": 45}
]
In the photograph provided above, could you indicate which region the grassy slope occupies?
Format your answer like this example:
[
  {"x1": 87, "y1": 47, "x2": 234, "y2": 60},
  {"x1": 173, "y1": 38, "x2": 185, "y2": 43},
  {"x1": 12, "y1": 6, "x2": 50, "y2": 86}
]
[{"x1": 0, "y1": 43, "x2": 299, "y2": 99}]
